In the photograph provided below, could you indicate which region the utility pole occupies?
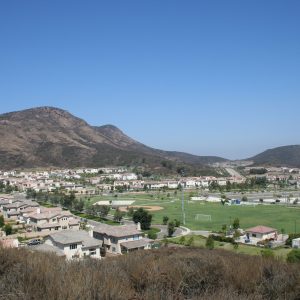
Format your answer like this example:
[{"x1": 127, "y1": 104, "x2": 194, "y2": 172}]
[{"x1": 181, "y1": 171, "x2": 186, "y2": 225}]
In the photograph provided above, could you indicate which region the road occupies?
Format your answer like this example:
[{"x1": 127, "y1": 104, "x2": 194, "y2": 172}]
[{"x1": 225, "y1": 167, "x2": 244, "y2": 178}]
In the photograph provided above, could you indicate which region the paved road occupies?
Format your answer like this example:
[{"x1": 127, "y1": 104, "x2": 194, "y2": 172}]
[
  {"x1": 225, "y1": 167, "x2": 245, "y2": 178},
  {"x1": 153, "y1": 225, "x2": 190, "y2": 239}
]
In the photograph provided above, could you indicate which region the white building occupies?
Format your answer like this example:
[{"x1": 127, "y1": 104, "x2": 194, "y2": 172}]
[
  {"x1": 245, "y1": 225, "x2": 278, "y2": 242},
  {"x1": 36, "y1": 230, "x2": 102, "y2": 260},
  {"x1": 292, "y1": 238, "x2": 300, "y2": 248}
]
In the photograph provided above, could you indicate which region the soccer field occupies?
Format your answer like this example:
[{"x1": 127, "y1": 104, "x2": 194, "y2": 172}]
[
  {"x1": 89, "y1": 192, "x2": 300, "y2": 233},
  {"x1": 133, "y1": 198, "x2": 300, "y2": 233}
]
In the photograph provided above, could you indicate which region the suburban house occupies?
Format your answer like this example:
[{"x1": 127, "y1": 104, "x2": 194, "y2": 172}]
[
  {"x1": 32, "y1": 230, "x2": 102, "y2": 260},
  {"x1": 2, "y1": 200, "x2": 39, "y2": 219},
  {"x1": 93, "y1": 223, "x2": 154, "y2": 255},
  {"x1": 22, "y1": 208, "x2": 80, "y2": 232},
  {"x1": 244, "y1": 225, "x2": 278, "y2": 242}
]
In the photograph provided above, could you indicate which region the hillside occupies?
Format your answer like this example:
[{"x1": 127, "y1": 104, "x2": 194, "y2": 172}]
[
  {"x1": 0, "y1": 246, "x2": 299, "y2": 299},
  {"x1": 0, "y1": 107, "x2": 226, "y2": 172},
  {"x1": 249, "y1": 145, "x2": 300, "y2": 167}
]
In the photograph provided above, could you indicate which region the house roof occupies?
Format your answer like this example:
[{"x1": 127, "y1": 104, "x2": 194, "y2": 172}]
[
  {"x1": 28, "y1": 212, "x2": 61, "y2": 220},
  {"x1": 245, "y1": 225, "x2": 277, "y2": 234},
  {"x1": 37, "y1": 222, "x2": 61, "y2": 229},
  {"x1": 93, "y1": 224, "x2": 141, "y2": 238},
  {"x1": 47, "y1": 230, "x2": 102, "y2": 248},
  {"x1": 121, "y1": 238, "x2": 154, "y2": 250}
]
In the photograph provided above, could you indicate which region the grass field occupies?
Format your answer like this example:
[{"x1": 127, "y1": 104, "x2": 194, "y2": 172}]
[
  {"x1": 168, "y1": 235, "x2": 292, "y2": 260},
  {"x1": 89, "y1": 192, "x2": 300, "y2": 233}
]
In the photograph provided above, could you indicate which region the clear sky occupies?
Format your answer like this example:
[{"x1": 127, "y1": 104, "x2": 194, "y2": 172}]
[{"x1": 0, "y1": 1, "x2": 299, "y2": 159}]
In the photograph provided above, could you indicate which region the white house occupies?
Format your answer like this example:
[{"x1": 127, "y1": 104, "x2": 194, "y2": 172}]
[
  {"x1": 38, "y1": 230, "x2": 102, "y2": 260},
  {"x1": 245, "y1": 225, "x2": 278, "y2": 242},
  {"x1": 292, "y1": 238, "x2": 300, "y2": 248}
]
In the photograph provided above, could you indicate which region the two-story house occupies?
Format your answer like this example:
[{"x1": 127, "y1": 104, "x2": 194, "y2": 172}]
[
  {"x1": 93, "y1": 223, "x2": 153, "y2": 255},
  {"x1": 23, "y1": 208, "x2": 80, "y2": 232},
  {"x1": 32, "y1": 230, "x2": 102, "y2": 260}
]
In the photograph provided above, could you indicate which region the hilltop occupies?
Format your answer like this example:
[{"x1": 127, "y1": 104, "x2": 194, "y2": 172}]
[
  {"x1": 249, "y1": 145, "x2": 300, "y2": 167},
  {"x1": 0, "y1": 107, "x2": 226, "y2": 173}
]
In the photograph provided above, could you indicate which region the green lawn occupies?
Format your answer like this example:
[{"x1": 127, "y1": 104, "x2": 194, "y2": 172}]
[
  {"x1": 72, "y1": 211, "x2": 120, "y2": 226},
  {"x1": 169, "y1": 235, "x2": 292, "y2": 260},
  {"x1": 88, "y1": 192, "x2": 300, "y2": 233}
]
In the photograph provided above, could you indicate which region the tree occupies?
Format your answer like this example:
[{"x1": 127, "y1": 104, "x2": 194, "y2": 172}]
[
  {"x1": 132, "y1": 208, "x2": 152, "y2": 230},
  {"x1": 168, "y1": 221, "x2": 175, "y2": 237},
  {"x1": 114, "y1": 208, "x2": 124, "y2": 222},
  {"x1": 241, "y1": 196, "x2": 247, "y2": 202},
  {"x1": 162, "y1": 216, "x2": 169, "y2": 225},
  {"x1": 232, "y1": 218, "x2": 240, "y2": 230},
  {"x1": 147, "y1": 229, "x2": 157, "y2": 240},
  {"x1": 99, "y1": 205, "x2": 110, "y2": 217},
  {"x1": 206, "y1": 235, "x2": 215, "y2": 250},
  {"x1": 73, "y1": 199, "x2": 84, "y2": 212},
  {"x1": 4, "y1": 224, "x2": 12, "y2": 236},
  {"x1": 174, "y1": 219, "x2": 181, "y2": 227},
  {"x1": 0, "y1": 215, "x2": 4, "y2": 228},
  {"x1": 127, "y1": 207, "x2": 134, "y2": 217},
  {"x1": 221, "y1": 224, "x2": 227, "y2": 234}
]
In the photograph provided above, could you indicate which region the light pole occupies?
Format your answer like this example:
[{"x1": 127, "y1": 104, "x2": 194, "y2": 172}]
[{"x1": 181, "y1": 171, "x2": 186, "y2": 226}]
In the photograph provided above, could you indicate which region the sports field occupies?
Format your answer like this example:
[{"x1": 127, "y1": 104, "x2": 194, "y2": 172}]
[{"x1": 89, "y1": 192, "x2": 300, "y2": 233}]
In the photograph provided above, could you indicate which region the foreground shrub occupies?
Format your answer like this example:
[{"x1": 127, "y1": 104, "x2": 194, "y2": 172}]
[
  {"x1": 287, "y1": 249, "x2": 300, "y2": 263},
  {"x1": 0, "y1": 246, "x2": 300, "y2": 299}
]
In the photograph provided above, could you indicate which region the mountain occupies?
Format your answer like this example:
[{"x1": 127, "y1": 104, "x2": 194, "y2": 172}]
[
  {"x1": 0, "y1": 107, "x2": 226, "y2": 172},
  {"x1": 249, "y1": 145, "x2": 300, "y2": 167}
]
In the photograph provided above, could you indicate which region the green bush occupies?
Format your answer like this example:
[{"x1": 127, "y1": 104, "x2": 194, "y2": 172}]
[
  {"x1": 147, "y1": 230, "x2": 158, "y2": 240},
  {"x1": 4, "y1": 224, "x2": 12, "y2": 236},
  {"x1": 287, "y1": 249, "x2": 300, "y2": 263},
  {"x1": 285, "y1": 233, "x2": 300, "y2": 246},
  {"x1": 186, "y1": 236, "x2": 194, "y2": 246},
  {"x1": 261, "y1": 249, "x2": 274, "y2": 259},
  {"x1": 211, "y1": 235, "x2": 235, "y2": 244},
  {"x1": 0, "y1": 215, "x2": 4, "y2": 228},
  {"x1": 206, "y1": 235, "x2": 215, "y2": 250}
]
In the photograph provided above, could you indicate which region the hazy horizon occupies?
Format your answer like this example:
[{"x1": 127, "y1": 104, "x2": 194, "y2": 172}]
[{"x1": 1, "y1": 1, "x2": 299, "y2": 159}]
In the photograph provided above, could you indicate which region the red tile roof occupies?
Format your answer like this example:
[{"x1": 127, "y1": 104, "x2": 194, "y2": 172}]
[{"x1": 245, "y1": 225, "x2": 277, "y2": 234}]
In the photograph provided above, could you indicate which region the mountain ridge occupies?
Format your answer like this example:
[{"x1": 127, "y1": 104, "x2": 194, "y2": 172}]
[
  {"x1": 249, "y1": 145, "x2": 300, "y2": 167},
  {"x1": 0, "y1": 106, "x2": 226, "y2": 172}
]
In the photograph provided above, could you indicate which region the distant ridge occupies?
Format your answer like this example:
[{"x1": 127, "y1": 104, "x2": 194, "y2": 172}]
[
  {"x1": 249, "y1": 145, "x2": 300, "y2": 167},
  {"x1": 0, "y1": 106, "x2": 226, "y2": 173}
]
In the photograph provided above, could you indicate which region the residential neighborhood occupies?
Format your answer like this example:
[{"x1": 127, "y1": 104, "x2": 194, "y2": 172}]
[{"x1": 1, "y1": 163, "x2": 300, "y2": 262}]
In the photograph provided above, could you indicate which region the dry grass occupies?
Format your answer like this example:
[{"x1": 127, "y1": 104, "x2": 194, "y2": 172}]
[{"x1": 0, "y1": 246, "x2": 299, "y2": 299}]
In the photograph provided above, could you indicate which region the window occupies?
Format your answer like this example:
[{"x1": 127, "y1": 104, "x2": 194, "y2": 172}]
[
  {"x1": 133, "y1": 235, "x2": 139, "y2": 241},
  {"x1": 89, "y1": 248, "x2": 96, "y2": 255},
  {"x1": 70, "y1": 244, "x2": 77, "y2": 250},
  {"x1": 112, "y1": 247, "x2": 116, "y2": 252}
]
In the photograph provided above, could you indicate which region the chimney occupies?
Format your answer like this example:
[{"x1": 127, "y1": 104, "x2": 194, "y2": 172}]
[
  {"x1": 136, "y1": 222, "x2": 141, "y2": 231},
  {"x1": 36, "y1": 207, "x2": 41, "y2": 214}
]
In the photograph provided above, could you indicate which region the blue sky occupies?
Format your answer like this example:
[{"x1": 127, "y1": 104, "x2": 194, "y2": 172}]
[{"x1": 0, "y1": 1, "x2": 299, "y2": 159}]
